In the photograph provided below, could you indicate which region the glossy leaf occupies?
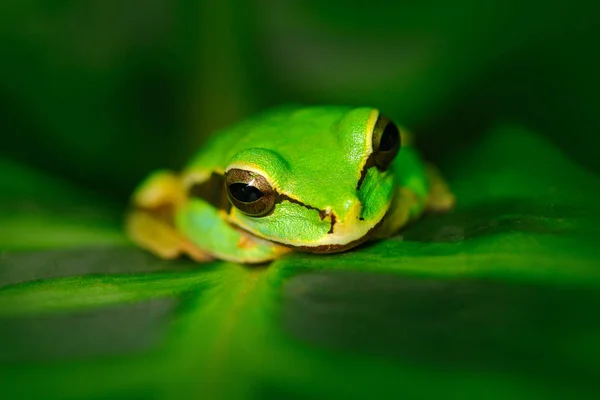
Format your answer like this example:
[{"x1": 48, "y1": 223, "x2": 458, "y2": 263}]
[{"x1": 1, "y1": 126, "x2": 599, "y2": 399}]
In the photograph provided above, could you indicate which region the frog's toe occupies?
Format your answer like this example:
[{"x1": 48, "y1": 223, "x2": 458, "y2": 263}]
[
  {"x1": 425, "y1": 163, "x2": 456, "y2": 213},
  {"x1": 132, "y1": 170, "x2": 185, "y2": 209}
]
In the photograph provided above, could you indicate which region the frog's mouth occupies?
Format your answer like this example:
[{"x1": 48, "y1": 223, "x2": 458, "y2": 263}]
[
  {"x1": 290, "y1": 215, "x2": 387, "y2": 254},
  {"x1": 228, "y1": 194, "x2": 392, "y2": 254},
  {"x1": 287, "y1": 197, "x2": 391, "y2": 253}
]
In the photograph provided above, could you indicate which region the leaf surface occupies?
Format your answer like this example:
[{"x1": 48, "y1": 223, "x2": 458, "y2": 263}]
[{"x1": 1, "y1": 126, "x2": 599, "y2": 399}]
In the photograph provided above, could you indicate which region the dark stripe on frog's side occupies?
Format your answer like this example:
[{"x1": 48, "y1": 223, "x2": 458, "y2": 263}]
[
  {"x1": 228, "y1": 192, "x2": 337, "y2": 236},
  {"x1": 189, "y1": 173, "x2": 338, "y2": 235},
  {"x1": 356, "y1": 152, "x2": 376, "y2": 191},
  {"x1": 276, "y1": 194, "x2": 337, "y2": 235},
  {"x1": 277, "y1": 194, "x2": 331, "y2": 221},
  {"x1": 327, "y1": 213, "x2": 337, "y2": 234},
  {"x1": 188, "y1": 172, "x2": 231, "y2": 212}
]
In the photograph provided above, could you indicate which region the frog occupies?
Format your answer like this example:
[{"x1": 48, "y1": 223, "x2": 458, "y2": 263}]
[{"x1": 125, "y1": 105, "x2": 455, "y2": 264}]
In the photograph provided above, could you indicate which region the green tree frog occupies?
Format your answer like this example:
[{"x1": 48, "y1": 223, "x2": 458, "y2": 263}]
[{"x1": 126, "y1": 106, "x2": 455, "y2": 263}]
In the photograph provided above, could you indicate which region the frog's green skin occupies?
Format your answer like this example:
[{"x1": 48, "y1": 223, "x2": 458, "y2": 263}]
[{"x1": 126, "y1": 105, "x2": 454, "y2": 264}]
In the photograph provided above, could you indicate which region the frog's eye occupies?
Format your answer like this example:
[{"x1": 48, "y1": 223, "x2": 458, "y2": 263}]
[
  {"x1": 372, "y1": 116, "x2": 401, "y2": 170},
  {"x1": 225, "y1": 168, "x2": 275, "y2": 217}
]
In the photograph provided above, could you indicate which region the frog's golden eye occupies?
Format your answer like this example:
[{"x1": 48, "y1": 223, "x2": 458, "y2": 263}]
[
  {"x1": 372, "y1": 116, "x2": 401, "y2": 170},
  {"x1": 225, "y1": 168, "x2": 275, "y2": 217}
]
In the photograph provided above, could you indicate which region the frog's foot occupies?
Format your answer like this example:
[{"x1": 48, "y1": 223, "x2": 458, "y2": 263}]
[
  {"x1": 372, "y1": 187, "x2": 418, "y2": 239},
  {"x1": 425, "y1": 163, "x2": 456, "y2": 213},
  {"x1": 125, "y1": 210, "x2": 213, "y2": 262},
  {"x1": 125, "y1": 170, "x2": 213, "y2": 262}
]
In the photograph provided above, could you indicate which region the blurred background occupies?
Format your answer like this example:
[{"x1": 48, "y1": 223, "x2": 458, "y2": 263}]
[
  {"x1": 1, "y1": 0, "x2": 598, "y2": 201},
  {"x1": 2, "y1": 3, "x2": 600, "y2": 399}
]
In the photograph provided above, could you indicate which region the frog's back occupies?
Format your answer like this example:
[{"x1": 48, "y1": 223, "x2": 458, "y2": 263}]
[{"x1": 185, "y1": 105, "x2": 357, "y2": 173}]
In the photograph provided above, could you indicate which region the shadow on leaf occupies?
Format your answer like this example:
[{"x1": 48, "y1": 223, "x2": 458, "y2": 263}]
[{"x1": 401, "y1": 199, "x2": 588, "y2": 243}]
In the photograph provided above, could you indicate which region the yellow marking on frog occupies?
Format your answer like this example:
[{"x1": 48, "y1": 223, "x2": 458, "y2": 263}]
[
  {"x1": 425, "y1": 163, "x2": 456, "y2": 212},
  {"x1": 180, "y1": 168, "x2": 212, "y2": 191},
  {"x1": 399, "y1": 127, "x2": 414, "y2": 147},
  {"x1": 133, "y1": 170, "x2": 185, "y2": 209},
  {"x1": 125, "y1": 210, "x2": 213, "y2": 262},
  {"x1": 372, "y1": 187, "x2": 421, "y2": 239},
  {"x1": 237, "y1": 230, "x2": 260, "y2": 250},
  {"x1": 354, "y1": 109, "x2": 380, "y2": 182}
]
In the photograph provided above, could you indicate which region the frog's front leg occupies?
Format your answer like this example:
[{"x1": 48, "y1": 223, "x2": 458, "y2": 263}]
[
  {"x1": 176, "y1": 196, "x2": 291, "y2": 264},
  {"x1": 126, "y1": 169, "x2": 290, "y2": 264},
  {"x1": 424, "y1": 163, "x2": 455, "y2": 213},
  {"x1": 125, "y1": 170, "x2": 213, "y2": 262}
]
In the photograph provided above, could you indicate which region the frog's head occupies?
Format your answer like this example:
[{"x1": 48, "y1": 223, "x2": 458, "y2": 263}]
[{"x1": 224, "y1": 106, "x2": 401, "y2": 253}]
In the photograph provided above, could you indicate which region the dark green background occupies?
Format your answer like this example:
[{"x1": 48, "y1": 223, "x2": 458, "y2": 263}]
[{"x1": 1, "y1": 1, "x2": 599, "y2": 399}]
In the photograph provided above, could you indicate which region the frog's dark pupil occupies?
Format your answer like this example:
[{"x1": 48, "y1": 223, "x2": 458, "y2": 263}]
[
  {"x1": 379, "y1": 123, "x2": 399, "y2": 152},
  {"x1": 229, "y1": 183, "x2": 264, "y2": 203}
]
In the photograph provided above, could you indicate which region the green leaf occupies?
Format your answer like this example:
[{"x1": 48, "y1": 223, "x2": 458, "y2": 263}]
[
  {"x1": 0, "y1": 157, "x2": 128, "y2": 251},
  {"x1": 1, "y1": 125, "x2": 599, "y2": 399}
]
